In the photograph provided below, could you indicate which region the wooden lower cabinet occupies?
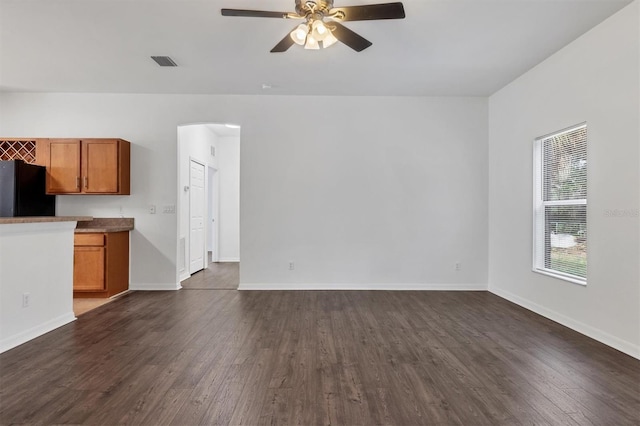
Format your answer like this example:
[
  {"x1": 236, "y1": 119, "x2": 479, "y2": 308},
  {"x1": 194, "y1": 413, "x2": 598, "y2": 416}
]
[
  {"x1": 73, "y1": 232, "x2": 129, "y2": 298},
  {"x1": 74, "y1": 246, "x2": 106, "y2": 291}
]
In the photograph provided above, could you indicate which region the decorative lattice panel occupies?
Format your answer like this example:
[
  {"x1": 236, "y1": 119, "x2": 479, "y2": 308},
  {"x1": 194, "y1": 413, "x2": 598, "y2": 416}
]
[{"x1": 0, "y1": 140, "x2": 37, "y2": 163}]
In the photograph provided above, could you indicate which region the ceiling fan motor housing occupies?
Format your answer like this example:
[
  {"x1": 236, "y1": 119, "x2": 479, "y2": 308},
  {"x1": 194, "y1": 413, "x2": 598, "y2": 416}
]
[{"x1": 295, "y1": 0, "x2": 334, "y2": 17}]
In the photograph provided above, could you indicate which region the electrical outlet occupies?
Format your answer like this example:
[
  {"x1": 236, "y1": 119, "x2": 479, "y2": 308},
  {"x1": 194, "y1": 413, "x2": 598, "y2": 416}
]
[
  {"x1": 163, "y1": 205, "x2": 176, "y2": 214},
  {"x1": 148, "y1": 205, "x2": 156, "y2": 214},
  {"x1": 455, "y1": 262, "x2": 462, "y2": 271},
  {"x1": 289, "y1": 262, "x2": 295, "y2": 271},
  {"x1": 22, "y1": 293, "x2": 30, "y2": 308}
]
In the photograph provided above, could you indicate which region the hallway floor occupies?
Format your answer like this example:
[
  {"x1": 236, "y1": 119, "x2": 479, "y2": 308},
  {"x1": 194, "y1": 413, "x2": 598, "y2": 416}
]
[{"x1": 181, "y1": 262, "x2": 239, "y2": 290}]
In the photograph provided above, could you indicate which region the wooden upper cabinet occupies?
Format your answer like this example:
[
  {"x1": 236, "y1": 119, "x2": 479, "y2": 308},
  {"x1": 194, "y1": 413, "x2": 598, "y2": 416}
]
[
  {"x1": 47, "y1": 139, "x2": 81, "y2": 193},
  {"x1": 45, "y1": 138, "x2": 130, "y2": 195},
  {"x1": 83, "y1": 140, "x2": 120, "y2": 193}
]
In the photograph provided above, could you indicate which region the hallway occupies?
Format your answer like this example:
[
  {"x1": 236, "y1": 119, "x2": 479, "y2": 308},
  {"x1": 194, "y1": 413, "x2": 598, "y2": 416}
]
[{"x1": 181, "y1": 262, "x2": 239, "y2": 290}]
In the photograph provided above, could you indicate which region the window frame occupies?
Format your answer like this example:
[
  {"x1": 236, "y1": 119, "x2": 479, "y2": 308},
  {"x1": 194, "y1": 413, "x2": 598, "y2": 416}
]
[{"x1": 532, "y1": 123, "x2": 587, "y2": 286}]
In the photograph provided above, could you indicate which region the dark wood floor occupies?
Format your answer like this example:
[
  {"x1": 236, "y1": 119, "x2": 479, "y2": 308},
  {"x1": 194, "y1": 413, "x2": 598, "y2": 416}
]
[
  {"x1": 181, "y1": 262, "x2": 239, "y2": 290},
  {"x1": 1, "y1": 290, "x2": 638, "y2": 425}
]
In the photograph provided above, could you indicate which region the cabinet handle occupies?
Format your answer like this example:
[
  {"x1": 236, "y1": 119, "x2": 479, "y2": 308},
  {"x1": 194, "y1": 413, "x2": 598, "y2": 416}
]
[
  {"x1": 84, "y1": 176, "x2": 88, "y2": 189},
  {"x1": 76, "y1": 176, "x2": 80, "y2": 189}
]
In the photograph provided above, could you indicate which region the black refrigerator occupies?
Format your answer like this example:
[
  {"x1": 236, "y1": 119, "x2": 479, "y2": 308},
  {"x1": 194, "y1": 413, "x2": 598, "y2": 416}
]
[{"x1": 0, "y1": 160, "x2": 56, "y2": 217}]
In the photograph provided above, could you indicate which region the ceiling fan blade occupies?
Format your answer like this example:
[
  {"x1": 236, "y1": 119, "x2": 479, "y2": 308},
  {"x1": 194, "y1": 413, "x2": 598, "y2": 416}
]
[
  {"x1": 221, "y1": 9, "x2": 290, "y2": 19},
  {"x1": 271, "y1": 31, "x2": 296, "y2": 53},
  {"x1": 330, "y1": 2, "x2": 405, "y2": 21},
  {"x1": 330, "y1": 22, "x2": 372, "y2": 52}
]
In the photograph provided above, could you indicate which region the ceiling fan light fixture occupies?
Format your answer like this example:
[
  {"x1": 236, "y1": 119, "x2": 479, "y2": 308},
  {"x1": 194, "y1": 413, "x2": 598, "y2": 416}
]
[
  {"x1": 304, "y1": 35, "x2": 320, "y2": 50},
  {"x1": 311, "y1": 19, "x2": 329, "y2": 40},
  {"x1": 322, "y1": 31, "x2": 338, "y2": 48},
  {"x1": 290, "y1": 23, "x2": 309, "y2": 45}
]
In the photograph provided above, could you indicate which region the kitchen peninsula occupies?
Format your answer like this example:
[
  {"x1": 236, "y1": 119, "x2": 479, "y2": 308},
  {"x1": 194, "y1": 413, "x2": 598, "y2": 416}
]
[{"x1": 0, "y1": 216, "x2": 91, "y2": 353}]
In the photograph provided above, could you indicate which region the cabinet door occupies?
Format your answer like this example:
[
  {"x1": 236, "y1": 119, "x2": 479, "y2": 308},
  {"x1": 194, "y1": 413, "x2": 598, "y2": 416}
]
[
  {"x1": 47, "y1": 140, "x2": 81, "y2": 193},
  {"x1": 82, "y1": 140, "x2": 119, "y2": 193},
  {"x1": 73, "y1": 246, "x2": 106, "y2": 291}
]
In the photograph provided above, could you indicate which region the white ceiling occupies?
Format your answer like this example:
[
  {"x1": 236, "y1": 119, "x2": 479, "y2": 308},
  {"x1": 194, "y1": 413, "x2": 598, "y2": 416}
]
[{"x1": 0, "y1": 0, "x2": 632, "y2": 96}]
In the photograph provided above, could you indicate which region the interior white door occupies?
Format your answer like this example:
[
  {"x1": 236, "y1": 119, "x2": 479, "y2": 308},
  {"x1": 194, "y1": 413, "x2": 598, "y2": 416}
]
[{"x1": 189, "y1": 160, "x2": 206, "y2": 274}]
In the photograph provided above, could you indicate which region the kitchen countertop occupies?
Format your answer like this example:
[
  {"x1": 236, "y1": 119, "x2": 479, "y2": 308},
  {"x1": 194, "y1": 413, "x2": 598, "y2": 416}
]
[
  {"x1": 0, "y1": 216, "x2": 92, "y2": 224},
  {"x1": 74, "y1": 217, "x2": 134, "y2": 233}
]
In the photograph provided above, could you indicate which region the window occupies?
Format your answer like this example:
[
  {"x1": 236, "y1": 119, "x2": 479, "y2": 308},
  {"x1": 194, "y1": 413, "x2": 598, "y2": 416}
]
[{"x1": 533, "y1": 124, "x2": 587, "y2": 285}]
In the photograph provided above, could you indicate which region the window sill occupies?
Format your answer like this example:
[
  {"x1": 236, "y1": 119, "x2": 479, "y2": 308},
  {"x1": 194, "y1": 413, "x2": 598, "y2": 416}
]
[{"x1": 532, "y1": 268, "x2": 587, "y2": 286}]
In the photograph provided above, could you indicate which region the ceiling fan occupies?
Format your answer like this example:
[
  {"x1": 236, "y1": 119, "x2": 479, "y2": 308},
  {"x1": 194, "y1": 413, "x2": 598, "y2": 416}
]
[{"x1": 221, "y1": 0, "x2": 405, "y2": 52}]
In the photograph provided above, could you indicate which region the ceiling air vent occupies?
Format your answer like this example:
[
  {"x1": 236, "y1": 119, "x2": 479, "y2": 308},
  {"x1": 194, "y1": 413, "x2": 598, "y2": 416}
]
[{"x1": 151, "y1": 56, "x2": 177, "y2": 67}]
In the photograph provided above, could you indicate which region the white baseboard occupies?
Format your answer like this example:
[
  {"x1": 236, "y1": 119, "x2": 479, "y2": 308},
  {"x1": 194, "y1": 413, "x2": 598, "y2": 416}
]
[
  {"x1": 238, "y1": 282, "x2": 488, "y2": 291},
  {"x1": 129, "y1": 282, "x2": 181, "y2": 291},
  {"x1": 490, "y1": 286, "x2": 640, "y2": 360},
  {"x1": 0, "y1": 312, "x2": 76, "y2": 354},
  {"x1": 217, "y1": 258, "x2": 240, "y2": 263}
]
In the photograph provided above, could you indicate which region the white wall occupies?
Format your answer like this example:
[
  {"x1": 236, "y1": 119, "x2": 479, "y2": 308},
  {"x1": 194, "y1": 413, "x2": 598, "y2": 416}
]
[
  {"x1": 238, "y1": 98, "x2": 488, "y2": 289},
  {"x1": 207, "y1": 164, "x2": 217, "y2": 255},
  {"x1": 218, "y1": 135, "x2": 240, "y2": 262},
  {"x1": 488, "y1": 1, "x2": 639, "y2": 358},
  {"x1": 0, "y1": 95, "x2": 488, "y2": 291},
  {"x1": 0, "y1": 221, "x2": 76, "y2": 353}
]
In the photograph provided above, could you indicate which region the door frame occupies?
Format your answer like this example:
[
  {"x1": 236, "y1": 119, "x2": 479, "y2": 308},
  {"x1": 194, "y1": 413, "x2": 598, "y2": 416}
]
[
  {"x1": 176, "y1": 122, "x2": 240, "y2": 285},
  {"x1": 188, "y1": 158, "x2": 206, "y2": 275}
]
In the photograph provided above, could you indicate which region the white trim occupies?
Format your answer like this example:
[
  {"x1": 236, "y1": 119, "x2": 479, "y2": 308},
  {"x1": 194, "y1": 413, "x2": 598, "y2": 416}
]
[
  {"x1": 218, "y1": 257, "x2": 240, "y2": 263},
  {"x1": 189, "y1": 158, "x2": 207, "y2": 275},
  {"x1": 542, "y1": 199, "x2": 587, "y2": 207},
  {"x1": 0, "y1": 313, "x2": 76, "y2": 354},
  {"x1": 238, "y1": 283, "x2": 488, "y2": 291},
  {"x1": 535, "y1": 122, "x2": 587, "y2": 142},
  {"x1": 130, "y1": 282, "x2": 182, "y2": 291},
  {"x1": 532, "y1": 267, "x2": 586, "y2": 286},
  {"x1": 490, "y1": 286, "x2": 640, "y2": 360},
  {"x1": 109, "y1": 289, "x2": 132, "y2": 300},
  {"x1": 533, "y1": 137, "x2": 543, "y2": 271}
]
